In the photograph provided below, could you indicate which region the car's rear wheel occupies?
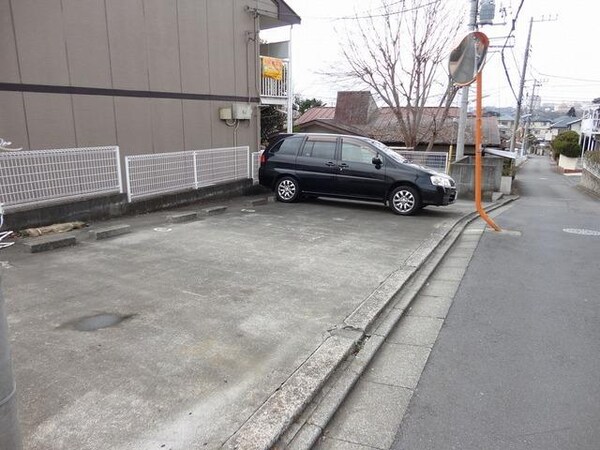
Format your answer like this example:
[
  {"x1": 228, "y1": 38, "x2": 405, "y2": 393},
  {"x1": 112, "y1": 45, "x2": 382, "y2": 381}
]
[
  {"x1": 389, "y1": 186, "x2": 420, "y2": 216},
  {"x1": 275, "y1": 176, "x2": 300, "y2": 203}
]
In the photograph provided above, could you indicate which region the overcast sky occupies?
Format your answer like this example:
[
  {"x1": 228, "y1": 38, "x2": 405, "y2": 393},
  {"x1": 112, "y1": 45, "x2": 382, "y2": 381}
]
[{"x1": 262, "y1": 0, "x2": 600, "y2": 111}]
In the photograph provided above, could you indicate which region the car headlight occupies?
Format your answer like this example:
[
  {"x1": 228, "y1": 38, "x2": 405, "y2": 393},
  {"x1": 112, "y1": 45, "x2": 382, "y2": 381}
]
[{"x1": 430, "y1": 175, "x2": 452, "y2": 188}]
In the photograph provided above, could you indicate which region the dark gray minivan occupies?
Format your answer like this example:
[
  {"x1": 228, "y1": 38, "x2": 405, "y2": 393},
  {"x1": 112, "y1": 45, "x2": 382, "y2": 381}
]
[{"x1": 259, "y1": 133, "x2": 456, "y2": 215}]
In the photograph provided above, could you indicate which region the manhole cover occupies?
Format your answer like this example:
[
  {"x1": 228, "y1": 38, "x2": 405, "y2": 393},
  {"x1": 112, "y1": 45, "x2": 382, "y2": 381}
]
[
  {"x1": 563, "y1": 228, "x2": 600, "y2": 236},
  {"x1": 153, "y1": 227, "x2": 172, "y2": 233},
  {"x1": 64, "y1": 313, "x2": 134, "y2": 332}
]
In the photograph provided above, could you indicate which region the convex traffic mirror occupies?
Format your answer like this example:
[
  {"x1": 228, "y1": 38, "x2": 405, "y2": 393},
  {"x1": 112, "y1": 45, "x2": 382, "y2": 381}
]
[{"x1": 448, "y1": 31, "x2": 489, "y2": 86}]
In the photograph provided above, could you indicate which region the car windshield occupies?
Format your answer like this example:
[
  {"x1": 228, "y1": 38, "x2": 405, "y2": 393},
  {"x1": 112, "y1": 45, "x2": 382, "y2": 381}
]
[{"x1": 367, "y1": 139, "x2": 408, "y2": 164}]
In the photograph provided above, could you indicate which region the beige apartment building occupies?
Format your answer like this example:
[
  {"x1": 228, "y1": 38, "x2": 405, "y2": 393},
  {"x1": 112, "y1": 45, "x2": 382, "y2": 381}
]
[{"x1": 0, "y1": 0, "x2": 299, "y2": 156}]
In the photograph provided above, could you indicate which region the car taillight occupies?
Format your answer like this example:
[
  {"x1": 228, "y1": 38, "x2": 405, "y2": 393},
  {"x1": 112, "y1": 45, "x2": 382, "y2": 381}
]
[{"x1": 260, "y1": 151, "x2": 267, "y2": 166}]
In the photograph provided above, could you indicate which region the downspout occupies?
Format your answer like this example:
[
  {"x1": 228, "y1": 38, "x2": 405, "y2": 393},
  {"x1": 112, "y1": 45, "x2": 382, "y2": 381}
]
[
  {"x1": 254, "y1": 6, "x2": 262, "y2": 150},
  {"x1": 286, "y1": 25, "x2": 294, "y2": 133}
]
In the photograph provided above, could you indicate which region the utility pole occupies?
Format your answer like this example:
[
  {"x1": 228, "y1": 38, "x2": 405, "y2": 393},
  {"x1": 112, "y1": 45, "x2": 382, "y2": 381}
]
[
  {"x1": 509, "y1": 16, "x2": 556, "y2": 155},
  {"x1": 522, "y1": 80, "x2": 541, "y2": 155},
  {"x1": 509, "y1": 17, "x2": 533, "y2": 155},
  {"x1": 455, "y1": 0, "x2": 479, "y2": 161}
]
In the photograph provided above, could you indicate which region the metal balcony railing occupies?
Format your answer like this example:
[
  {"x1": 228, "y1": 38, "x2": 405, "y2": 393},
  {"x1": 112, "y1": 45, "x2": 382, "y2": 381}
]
[{"x1": 260, "y1": 56, "x2": 288, "y2": 99}]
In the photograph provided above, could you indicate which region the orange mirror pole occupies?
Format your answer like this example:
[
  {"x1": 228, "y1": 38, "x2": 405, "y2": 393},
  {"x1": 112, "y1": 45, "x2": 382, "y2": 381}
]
[{"x1": 475, "y1": 71, "x2": 501, "y2": 231}]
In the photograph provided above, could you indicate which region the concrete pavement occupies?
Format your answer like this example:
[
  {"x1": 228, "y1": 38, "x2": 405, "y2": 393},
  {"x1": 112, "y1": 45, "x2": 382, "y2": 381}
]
[{"x1": 0, "y1": 193, "x2": 480, "y2": 449}]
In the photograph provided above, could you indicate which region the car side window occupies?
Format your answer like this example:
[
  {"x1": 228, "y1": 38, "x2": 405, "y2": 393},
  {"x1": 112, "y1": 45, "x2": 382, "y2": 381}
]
[
  {"x1": 341, "y1": 140, "x2": 379, "y2": 164},
  {"x1": 269, "y1": 137, "x2": 303, "y2": 156},
  {"x1": 301, "y1": 138, "x2": 336, "y2": 160}
]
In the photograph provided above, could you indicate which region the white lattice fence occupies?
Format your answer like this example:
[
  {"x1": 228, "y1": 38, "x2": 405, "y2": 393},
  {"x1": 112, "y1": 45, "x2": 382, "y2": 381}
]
[
  {"x1": 125, "y1": 146, "x2": 250, "y2": 202},
  {"x1": 0, "y1": 146, "x2": 122, "y2": 212},
  {"x1": 195, "y1": 147, "x2": 250, "y2": 187},
  {"x1": 391, "y1": 149, "x2": 449, "y2": 174}
]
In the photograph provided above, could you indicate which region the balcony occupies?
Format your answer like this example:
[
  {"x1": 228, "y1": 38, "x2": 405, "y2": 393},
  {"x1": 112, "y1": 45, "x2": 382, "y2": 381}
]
[
  {"x1": 582, "y1": 106, "x2": 600, "y2": 134},
  {"x1": 260, "y1": 56, "x2": 289, "y2": 106}
]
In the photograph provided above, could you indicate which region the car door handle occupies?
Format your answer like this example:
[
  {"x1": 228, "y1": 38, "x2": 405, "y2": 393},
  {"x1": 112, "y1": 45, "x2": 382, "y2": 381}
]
[
  {"x1": 339, "y1": 163, "x2": 349, "y2": 168},
  {"x1": 325, "y1": 161, "x2": 336, "y2": 167}
]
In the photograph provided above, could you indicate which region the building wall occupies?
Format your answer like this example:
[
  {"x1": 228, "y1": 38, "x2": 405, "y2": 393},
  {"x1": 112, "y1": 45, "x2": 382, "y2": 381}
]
[{"x1": 0, "y1": 0, "x2": 260, "y2": 155}]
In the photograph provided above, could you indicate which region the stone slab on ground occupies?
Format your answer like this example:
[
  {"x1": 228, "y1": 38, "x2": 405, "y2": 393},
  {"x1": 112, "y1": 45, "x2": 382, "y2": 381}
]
[
  {"x1": 89, "y1": 225, "x2": 131, "y2": 240},
  {"x1": 202, "y1": 206, "x2": 228, "y2": 216},
  {"x1": 21, "y1": 235, "x2": 77, "y2": 253},
  {"x1": 166, "y1": 212, "x2": 199, "y2": 223},
  {"x1": 319, "y1": 381, "x2": 413, "y2": 450}
]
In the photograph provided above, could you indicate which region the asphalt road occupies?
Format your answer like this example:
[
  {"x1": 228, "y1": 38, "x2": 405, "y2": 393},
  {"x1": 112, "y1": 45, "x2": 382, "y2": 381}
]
[{"x1": 393, "y1": 156, "x2": 600, "y2": 450}]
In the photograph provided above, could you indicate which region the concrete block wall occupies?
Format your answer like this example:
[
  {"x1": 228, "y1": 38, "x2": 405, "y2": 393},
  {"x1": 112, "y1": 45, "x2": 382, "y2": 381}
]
[
  {"x1": 580, "y1": 168, "x2": 600, "y2": 197},
  {"x1": 450, "y1": 156, "x2": 502, "y2": 201}
]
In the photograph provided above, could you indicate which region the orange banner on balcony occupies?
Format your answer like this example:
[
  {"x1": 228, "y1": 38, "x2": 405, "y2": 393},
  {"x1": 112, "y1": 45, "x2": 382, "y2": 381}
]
[{"x1": 262, "y1": 57, "x2": 284, "y2": 81}]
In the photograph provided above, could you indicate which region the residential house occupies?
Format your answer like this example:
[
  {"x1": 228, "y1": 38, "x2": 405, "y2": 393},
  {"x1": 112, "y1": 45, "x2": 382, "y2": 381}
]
[
  {"x1": 295, "y1": 91, "x2": 500, "y2": 154},
  {"x1": 528, "y1": 117, "x2": 553, "y2": 143},
  {"x1": 545, "y1": 116, "x2": 582, "y2": 142},
  {"x1": 497, "y1": 115, "x2": 514, "y2": 147},
  {"x1": 580, "y1": 104, "x2": 600, "y2": 152},
  {"x1": 0, "y1": 0, "x2": 300, "y2": 157}
]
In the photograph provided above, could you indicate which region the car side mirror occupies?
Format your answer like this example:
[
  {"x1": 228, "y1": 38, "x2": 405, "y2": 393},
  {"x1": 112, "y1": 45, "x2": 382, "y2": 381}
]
[{"x1": 372, "y1": 156, "x2": 382, "y2": 166}]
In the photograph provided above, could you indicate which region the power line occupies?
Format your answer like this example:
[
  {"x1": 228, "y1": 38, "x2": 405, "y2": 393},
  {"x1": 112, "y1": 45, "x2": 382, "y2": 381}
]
[
  {"x1": 335, "y1": 0, "x2": 441, "y2": 20},
  {"x1": 263, "y1": 0, "x2": 438, "y2": 22},
  {"x1": 531, "y1": 72, "x2": 600, "y2": 83},
  {"x1": 500, "y1": 0, "x2": 526, "y2": 101}
]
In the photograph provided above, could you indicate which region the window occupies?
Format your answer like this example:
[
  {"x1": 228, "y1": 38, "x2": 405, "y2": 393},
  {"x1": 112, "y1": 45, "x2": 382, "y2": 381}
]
[
  {"x1": 269, "y1": 137, "x2": 303, "y2": 156},
  {"x1": 301, "y1": 138, "x2": 336, "y2": 160},
  {"x1": 341, "y1": 141, "x2": 378, "y2": 164}
]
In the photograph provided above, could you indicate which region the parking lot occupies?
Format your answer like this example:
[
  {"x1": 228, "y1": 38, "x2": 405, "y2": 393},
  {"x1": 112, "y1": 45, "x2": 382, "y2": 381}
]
[{"x1": 2, "y1": 196, "x2": 473, "y2": 449}]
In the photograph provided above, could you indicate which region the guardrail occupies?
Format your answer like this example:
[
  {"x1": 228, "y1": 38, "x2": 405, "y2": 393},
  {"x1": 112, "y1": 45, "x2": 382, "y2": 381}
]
[
  {"x1": 0, "y1": 146, "x2": 122, "y2": 212},
  {"x1": 125, "y1": 146, "x2": 250, "y2": 202},
  {"x1": 391, "y1": 149, "x2": 449, "y2": 174}
]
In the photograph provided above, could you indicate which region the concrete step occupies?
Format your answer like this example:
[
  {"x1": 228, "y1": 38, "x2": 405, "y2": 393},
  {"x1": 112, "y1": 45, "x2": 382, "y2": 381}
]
[
  {"x1": 166, "y1": 212, "x2": 199, "y2": 223},
  {"x1": 202, "y1": 206, "x2": 227, "y2": 216},
  {"x1": 89, "y1": 224, "x2": 131, "y2": 240},
  {"x1": 22, "y1": 235, "x2": 77, "y2": 253}
]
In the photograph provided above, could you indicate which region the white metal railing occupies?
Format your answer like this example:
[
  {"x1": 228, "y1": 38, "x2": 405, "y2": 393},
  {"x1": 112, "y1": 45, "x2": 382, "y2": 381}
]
[
  {"x1": 0, "y1": 146, "x2": 122, "y2": 212},
  {"x1": 251, "y1": 151, "x2": 262, "y2": 184},
  {"x1": 260, "y1": 56, "x2": 288, "y2": 98},
  {"x1": 125, "y1": 146, "x2": 250, "y2": 202},
  {"x1": 391, "y1": 149, "x2": 449, "y2": 174}
]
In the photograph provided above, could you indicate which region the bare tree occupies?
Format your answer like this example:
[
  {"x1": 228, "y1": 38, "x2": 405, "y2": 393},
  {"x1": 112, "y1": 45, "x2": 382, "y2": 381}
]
[{"x1": 338, "y1": 0, "x2": 463, "y2": 149}]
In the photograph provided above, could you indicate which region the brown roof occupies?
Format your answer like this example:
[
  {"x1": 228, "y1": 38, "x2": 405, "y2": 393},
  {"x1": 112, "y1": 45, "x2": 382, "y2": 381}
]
[
  {"x1": 294, "y1": 96, "x2": 499, "y2": 147},
  {"x1": 295, "y1": 107, "x2": 335, "y2": 125}
]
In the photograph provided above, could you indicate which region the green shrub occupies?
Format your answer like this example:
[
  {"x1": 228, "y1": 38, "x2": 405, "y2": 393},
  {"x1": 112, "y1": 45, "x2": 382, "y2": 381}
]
[{"x1": 551, "y1": 131, "x2": 581, "y2": 158}]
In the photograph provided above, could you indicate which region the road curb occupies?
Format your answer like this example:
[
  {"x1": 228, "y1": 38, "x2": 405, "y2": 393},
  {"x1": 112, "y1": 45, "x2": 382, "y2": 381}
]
[
  {"x1": 274, "y1": 196, "x2": 519, "y2": 449},
  {"x1": 222, "y1": 332, "x2": 362, "y2": 450}
]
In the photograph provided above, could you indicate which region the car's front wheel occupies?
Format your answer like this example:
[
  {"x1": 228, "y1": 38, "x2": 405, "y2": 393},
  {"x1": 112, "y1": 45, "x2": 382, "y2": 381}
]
[
  {"x1": 275, "y1": 176, "x2": 300, "y2": 203},
  {"x1": 389, "y1": 186, "x2": 421, "y2": 216}
]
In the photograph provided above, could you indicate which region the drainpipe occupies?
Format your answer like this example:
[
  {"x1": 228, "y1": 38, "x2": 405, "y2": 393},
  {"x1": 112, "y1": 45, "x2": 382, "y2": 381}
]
[
  {"x1": 0, "y1": 274, "x2": 22, "y2": 449},
  {"x1": 286, "y1": 25, "x2": 294, "y2": 133}
]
